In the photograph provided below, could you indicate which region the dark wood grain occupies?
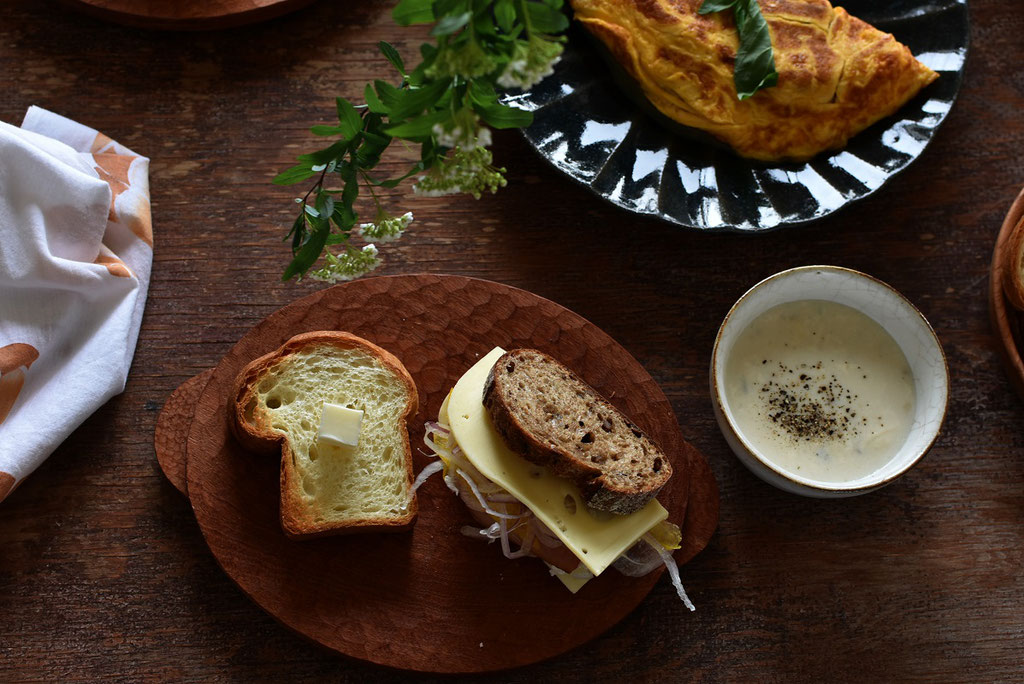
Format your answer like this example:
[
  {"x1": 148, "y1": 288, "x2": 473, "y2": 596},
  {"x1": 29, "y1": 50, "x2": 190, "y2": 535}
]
[{"x1": 2, "y1": 0, "x2": 1024, "y2": 680}]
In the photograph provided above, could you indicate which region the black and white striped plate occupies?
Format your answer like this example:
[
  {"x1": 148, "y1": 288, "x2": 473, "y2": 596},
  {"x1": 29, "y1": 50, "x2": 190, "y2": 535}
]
[{"x1": 502, "y1": 0, "x2": 969, "y2": 231}]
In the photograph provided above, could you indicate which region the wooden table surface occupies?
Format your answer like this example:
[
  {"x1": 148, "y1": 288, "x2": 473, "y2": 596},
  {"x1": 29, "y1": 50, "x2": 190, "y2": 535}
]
[{"x1": 2, "y1": 0, "x2": 1023, "y2": 680}]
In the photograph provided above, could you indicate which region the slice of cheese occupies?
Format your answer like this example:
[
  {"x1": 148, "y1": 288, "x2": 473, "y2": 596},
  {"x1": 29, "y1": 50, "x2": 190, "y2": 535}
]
[
  {"x1": 317, "y1": 402, "x2": 363, "y2": 447},
  {"x1": 545, "y1": 563, "x2": 593, "y2": 594},
  {"x1": 447, "y1": 347, "x2": 668, "y2": 577},
  {"x1": 439, "y1": 394, "x2": 592, "y2": 592}
]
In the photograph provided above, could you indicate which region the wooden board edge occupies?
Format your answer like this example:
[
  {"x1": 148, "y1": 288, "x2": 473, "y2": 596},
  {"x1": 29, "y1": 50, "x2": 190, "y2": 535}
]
[{"x1": 154, "y1": 368, "x2": 215, "y2": 495}]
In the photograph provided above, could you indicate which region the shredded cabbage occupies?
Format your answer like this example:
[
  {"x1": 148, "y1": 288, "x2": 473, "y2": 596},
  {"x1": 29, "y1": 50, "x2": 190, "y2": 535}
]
[
  {"x1": 644, "y1": 532, "x2": 695, "y2": 611},
  {"x1": 613, "y1": 521, "x2": 682, "y2": 576},
  {"x1": 613, "y1": 541, "x2": 662, "y2": 577},
  {"x1": 461, "y1": 523, "x2": 498, "y2": 539},
  {"x1": 422, "y1": 418, "x2": 544, "y2": 562},
  {"x1": 407, "y1": 460, "x2": 443, "y2": 499},
  {"x1": 455, "y1": 468, "x2": 521, "y2": 520},
  {"x1": 418, "y1": 417, "x2": 696, "y2": 608}
]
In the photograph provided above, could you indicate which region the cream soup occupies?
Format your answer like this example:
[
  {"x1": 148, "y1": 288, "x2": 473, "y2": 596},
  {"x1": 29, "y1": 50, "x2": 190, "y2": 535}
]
[{"x1": 724, "y1": 299, "x2": 916, "y2": 483}]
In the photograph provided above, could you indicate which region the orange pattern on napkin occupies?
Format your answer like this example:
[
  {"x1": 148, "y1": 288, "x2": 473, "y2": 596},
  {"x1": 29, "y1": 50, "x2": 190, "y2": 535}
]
[
  {"x1": 0, "y1": 343, "x2": 39, "y2": 427},
  {"x1": 0, "y1": 471, "x2": 15, "y2": 502},
  {"x1": 92, "y1": 135, "x2": 153, "y2": 248},
  {"x1": 0, "y1": 106, "x2": 153, "y2": 501},
  {"x1": 95, "y1": 245, "x2": 133, "y2": 278}
]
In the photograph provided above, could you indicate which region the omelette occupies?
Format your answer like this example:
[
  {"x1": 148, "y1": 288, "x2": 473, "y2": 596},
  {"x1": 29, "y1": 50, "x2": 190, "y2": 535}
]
[{"x1": 570, "y1": 0, "x2": 938, "y2": 161}]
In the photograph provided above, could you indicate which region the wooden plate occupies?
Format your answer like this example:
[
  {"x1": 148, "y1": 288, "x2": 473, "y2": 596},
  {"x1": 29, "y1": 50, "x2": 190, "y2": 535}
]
[
  {"x1": 154, "y1": 369, "x2": 213, "y2": 495},
  {"x1": 57, "y1": 0, "x2": 319, "y2": 31},
  {"x1": 184, "y1": 274, "x2": 718, "y2": 673},
  {"x1": 989, "y1": 186, "x2": 1024, "y2": 399}
]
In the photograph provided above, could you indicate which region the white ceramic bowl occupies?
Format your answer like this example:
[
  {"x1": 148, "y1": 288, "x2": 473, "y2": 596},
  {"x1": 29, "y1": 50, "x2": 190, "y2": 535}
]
[{"x1": 710, "y1": 265, "x2": 949, "y2": 498}]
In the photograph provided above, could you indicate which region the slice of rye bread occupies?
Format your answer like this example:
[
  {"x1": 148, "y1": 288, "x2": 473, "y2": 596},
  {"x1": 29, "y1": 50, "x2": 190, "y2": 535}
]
[
  {"x1": 482, "y1": 348, "x2": 673, "y2": 515},
  {"x1": 230, "y1": 331, "x2": 419, "y2": 539}
]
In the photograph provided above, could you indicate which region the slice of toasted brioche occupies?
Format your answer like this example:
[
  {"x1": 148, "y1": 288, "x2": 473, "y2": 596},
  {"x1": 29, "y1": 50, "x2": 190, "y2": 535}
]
[
  {"x1": 482, "y1": 348, "x2": 672, "y2": 515},
  {"x1": 231, "y1": 331, "x2": 419, "y2": 539}
]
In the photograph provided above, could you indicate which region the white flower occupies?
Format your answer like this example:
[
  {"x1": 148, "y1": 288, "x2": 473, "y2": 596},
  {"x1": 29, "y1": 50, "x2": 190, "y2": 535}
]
[
  {"x1": 426, "y1": 40, "x2": 498, "y2": 79},
  {"x1": 432, "y1": 123, "x2": 461, "y2": 149},
  {"x1": 359, "y1": 211, "x2": 413, "y2": 243},
  {"x1": 474, "y1": 127, "x2": 493, "y2": 149},
  {"x1": 497, "y1": 36, "x2": 563, "y2": 90},
  {"x1": 413, "y1": 146, "x2": 507, "y2": 199},
  {"x1": 310, "y1": 244, "x2": 382, "y2": 284},
  {"x1": 432, "y1": 120, "x2": 492, "y2": 152}
]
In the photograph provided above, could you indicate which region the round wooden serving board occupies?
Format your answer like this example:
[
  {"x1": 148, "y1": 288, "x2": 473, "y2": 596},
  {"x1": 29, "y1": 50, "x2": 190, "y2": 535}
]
[
  {"x1": 182, "y1": 274, "x2": 718, "y2": 673},
  {"x1": 57, "y1": 0, "x2": 319, "y2": 30},
  {"x1": 154, "y1": 368, "x2": 213, "y2": 495},
  {"x1": 989, "y1": 186, "x2": 1024, "y2": 400}
]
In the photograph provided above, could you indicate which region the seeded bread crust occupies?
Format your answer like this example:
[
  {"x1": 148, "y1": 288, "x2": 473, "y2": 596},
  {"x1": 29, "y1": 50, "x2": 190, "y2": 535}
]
[
  {"x1": 231, "y1": 331, "x2": 419, "y2": 540},
  {"x1": 482, "y1": 348, "x2": 672, "y2": 515}
]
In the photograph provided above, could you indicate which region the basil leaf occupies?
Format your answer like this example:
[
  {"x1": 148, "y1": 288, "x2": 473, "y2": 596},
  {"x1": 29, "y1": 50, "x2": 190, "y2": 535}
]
[
  {"x1": 733, "y1": 0, "x2": 778, "y2": 99},
  {"x1": 383, "y1": 110, "x2": 450, "y2": 138},
  {"x1": 297, "y1": 140, "x2": 348, "y2": 165},
  {"x1": 340, "y1": 163, "x2": 359, "y2": 207},
  {"x1": 310, "y1": 124, "x2": 346, "y2": 137},
  {"x1": 393, "y1": 0, "x2": 435, "y2": 25},
  {"x1": 316, "y1": 194, "x2": 336, "y2": 222},
  {"x1": 335, "y1": 97, "x2": 363, "y2": 139},
  {"x1": 378, "y1": 41, "x2": 406, "y2": 76},
  {"x1": 697, "y1": 0, "x2": 737, "y2": 14},
  {"x1": 272, "y1": 164, "x2": 317, "y2": 186},
  {"x1": 698, "y1": 0, "x2": 778, "y2": 100},
  {"x1": 364, "y1": 83, "x2": 388, "y2": 114},
  {"x1": 494, "y1": 0, "x2": 515, "y2": 32},
  {"x1": 365, "y1": 161, "x2": 429, "y2": 189},
  {"x1": 524, "y1": 1, "x2": 568, "y2": 33},
  {"x1": 357, "y1": 126, "x2": 393, "y2": 168},
  {"x1": 467, "y1": 78, "x2": 498, "y2": 105},
  {"x1": 283, "y1": 215, "x2": 329, "y2": 281},
  {"x1": 472, "y1": 11, "x2": 500, "y2": 38},
  {"x1": 388, "y1": 77, "x2": 452, "y2": 119},
  {"x1": 431, "y1": 11, "x2": 472, "y2": 36},
  {"x1": 469, "y1": 80, "x2": 532, "y2": 128},
  {"x1": 332, "y1": 201, "x2": 356, "y2": 229},
  {"x1": 373, "y1": 80, "x2": 405, "y2": 111},
  {"x1": 284, "y1": 213, "x2": 306, "y2": 247},
  {"x1": 476, "y1": 102, "x2": 533, "y2": 128}
]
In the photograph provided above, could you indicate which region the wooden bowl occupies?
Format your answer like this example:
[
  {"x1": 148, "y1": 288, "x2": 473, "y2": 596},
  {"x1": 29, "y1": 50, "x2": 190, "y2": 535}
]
[
  {"x1": 989, "y1": 186, "x2": 1024, "y2": 399},
  {"x1": 160, "y1": 274, "x2": 718, "y2": 673},
  {"x1": 57, "y1": 0, "x2": 319, "y2": 31}
]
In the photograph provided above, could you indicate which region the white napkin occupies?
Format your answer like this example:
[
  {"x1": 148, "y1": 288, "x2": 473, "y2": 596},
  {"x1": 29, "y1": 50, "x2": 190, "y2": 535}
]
[{"x1": 0, "y1": 106, "x2": 153, "y2": 502}]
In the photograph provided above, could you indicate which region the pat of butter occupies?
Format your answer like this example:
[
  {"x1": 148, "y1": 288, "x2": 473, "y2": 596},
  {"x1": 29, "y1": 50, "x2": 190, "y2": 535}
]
[{"x1": 317, "y1": 402, "x2": 363, "y2": 447}]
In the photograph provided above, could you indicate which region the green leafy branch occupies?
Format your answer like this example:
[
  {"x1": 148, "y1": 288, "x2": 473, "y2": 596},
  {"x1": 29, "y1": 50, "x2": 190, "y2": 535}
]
[
  {"x1": 698, "y1": 0, "x2": 778, "y2": 100},
  {"x1": 273, "y1": 0, "x2": 568, "y2": 283}
]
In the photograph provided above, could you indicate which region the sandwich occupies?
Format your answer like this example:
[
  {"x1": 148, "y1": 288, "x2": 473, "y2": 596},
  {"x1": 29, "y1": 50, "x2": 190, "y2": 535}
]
[{"x1": 415, "y1": 347, "x2": 694, "y2": 606}]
